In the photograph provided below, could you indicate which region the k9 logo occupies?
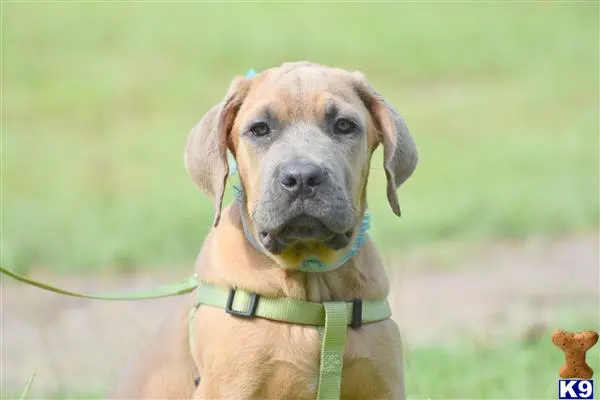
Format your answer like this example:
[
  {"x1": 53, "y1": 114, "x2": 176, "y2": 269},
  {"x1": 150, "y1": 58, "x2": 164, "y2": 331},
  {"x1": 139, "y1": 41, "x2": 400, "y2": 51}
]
[{"x1": 558, "y1": 380, "x2": 594, "y2": 400}]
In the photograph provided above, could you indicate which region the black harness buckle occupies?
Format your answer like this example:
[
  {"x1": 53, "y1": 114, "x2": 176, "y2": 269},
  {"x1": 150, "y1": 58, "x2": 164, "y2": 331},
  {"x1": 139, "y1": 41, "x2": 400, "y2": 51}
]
[
  {"x1": 225, "y1": 288, "x2": 259, "y2": 318},
  {"x1": 350, "y1": 298, "x2": 363, "y2": 329}
]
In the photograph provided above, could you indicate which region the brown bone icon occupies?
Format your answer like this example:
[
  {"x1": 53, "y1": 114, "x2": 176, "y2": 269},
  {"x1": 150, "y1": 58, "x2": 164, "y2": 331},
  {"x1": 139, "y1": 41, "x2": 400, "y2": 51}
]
[{"x1": 551, "y1": 329, "x2": 599, "y2": 379}]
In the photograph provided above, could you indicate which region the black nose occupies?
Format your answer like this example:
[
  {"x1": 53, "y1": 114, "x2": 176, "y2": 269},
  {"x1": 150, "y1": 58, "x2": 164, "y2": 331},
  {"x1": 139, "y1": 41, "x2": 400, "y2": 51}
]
[{"x1": 280, "y1": 161, "x2": 327, "y2": 198}]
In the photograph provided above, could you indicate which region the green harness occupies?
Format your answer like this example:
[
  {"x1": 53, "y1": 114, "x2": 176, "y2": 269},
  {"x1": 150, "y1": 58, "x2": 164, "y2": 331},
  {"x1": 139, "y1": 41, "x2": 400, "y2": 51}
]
[{"x1": 189, "y1": 282, "x2": 391, "y2": 400}]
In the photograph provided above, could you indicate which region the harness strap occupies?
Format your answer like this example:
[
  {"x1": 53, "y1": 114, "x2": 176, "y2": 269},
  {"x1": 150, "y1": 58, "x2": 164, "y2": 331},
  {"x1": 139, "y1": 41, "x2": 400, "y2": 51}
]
[
  {"x1": 195, "y1": 282, "x2": 392, "y2": 326},
  {"x1": 191, "y1": 282, "x2": 391, "y2": 400},
  {"x1": 317, "y1": 302, "x2": 348, "y2": 400}
]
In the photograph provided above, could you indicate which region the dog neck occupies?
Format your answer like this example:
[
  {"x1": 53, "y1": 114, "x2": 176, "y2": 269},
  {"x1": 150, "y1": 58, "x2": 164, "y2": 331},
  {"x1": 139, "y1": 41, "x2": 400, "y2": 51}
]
[{"x1": 194, "y1": 204, "x2": 390, "y2": 303}]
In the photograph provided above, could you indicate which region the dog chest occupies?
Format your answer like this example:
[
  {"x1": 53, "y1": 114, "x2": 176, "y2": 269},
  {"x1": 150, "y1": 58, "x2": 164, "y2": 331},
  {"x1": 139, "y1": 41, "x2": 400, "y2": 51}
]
[{"x1": 192, "y1": 306, "x2": 402, "y2": 398}]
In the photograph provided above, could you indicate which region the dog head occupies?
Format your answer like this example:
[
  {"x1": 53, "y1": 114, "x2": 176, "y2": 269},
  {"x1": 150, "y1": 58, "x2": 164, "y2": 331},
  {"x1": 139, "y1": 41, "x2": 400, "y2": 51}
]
[{"x1": 185, "y1": 62, "x2": 417, "y2": 269}]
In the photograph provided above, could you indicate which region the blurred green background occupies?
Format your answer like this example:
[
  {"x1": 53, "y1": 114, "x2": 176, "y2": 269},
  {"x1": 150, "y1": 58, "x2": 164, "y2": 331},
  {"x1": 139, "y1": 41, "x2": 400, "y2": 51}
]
[
  {"x1": 3, "y1": 2, "x2": 597, "y2": 273},
  {"x1": 1, "y1": 2, "x2": 598, "y2": 399}
]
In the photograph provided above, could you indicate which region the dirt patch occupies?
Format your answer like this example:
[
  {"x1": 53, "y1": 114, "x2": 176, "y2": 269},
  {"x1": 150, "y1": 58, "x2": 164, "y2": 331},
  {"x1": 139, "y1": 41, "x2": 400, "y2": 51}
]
[
  {"x1": 390, "y1": 235, "x2": 599, "y2": 345},
  {"x1": 2, "y1": 236, "x2": 598, "y2": 397}
]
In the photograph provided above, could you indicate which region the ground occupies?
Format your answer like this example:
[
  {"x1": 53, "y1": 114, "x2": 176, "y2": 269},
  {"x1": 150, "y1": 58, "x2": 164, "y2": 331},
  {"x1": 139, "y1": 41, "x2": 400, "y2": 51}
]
[{"x1": 3, "y1": 235, "x2": 598, "y2": 399}]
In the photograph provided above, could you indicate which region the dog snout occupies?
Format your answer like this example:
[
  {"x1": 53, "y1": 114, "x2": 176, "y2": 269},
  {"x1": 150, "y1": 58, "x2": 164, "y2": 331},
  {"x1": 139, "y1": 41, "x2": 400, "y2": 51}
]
[{"x1": 279, "y1": 160, "x2": 327, "y2": 198}]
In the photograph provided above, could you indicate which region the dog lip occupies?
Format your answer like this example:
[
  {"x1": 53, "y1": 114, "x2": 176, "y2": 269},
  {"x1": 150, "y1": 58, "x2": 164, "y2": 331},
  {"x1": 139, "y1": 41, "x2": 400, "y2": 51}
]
[
  {"x1": 325, "y1": 232, "x2": 353, "y2": 250},
  {"x1": 276, "y1": 215, "x2": 334, "y2": 240},
  {"x1": 284, "y1": 215, "x2": 325, "y2": 229},
  {"x1": 258, "y1": 232, "x2": 287, "y2": 254},
  {"x1": 259, "y1": 212, "x2": 351, "y2": 235},
  {"x1": 257, "y1": 217, "x2": 355, "y2": 254}
]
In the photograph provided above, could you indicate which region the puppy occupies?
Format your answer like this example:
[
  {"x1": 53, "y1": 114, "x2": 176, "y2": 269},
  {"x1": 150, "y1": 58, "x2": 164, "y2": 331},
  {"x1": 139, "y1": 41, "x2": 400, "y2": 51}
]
[{"x1": 110, "y1": 61, "x2": 417, "y2": 400}]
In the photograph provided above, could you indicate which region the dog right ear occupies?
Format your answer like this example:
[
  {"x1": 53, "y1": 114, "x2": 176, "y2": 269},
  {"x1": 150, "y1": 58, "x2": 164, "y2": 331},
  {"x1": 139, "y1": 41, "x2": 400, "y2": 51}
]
[
  {"x1": 351, "y1": 71, "x2": 418, "y2": 217},
  {"x1": 184, "y1": 76, "x2": 250, "y2": 227}
]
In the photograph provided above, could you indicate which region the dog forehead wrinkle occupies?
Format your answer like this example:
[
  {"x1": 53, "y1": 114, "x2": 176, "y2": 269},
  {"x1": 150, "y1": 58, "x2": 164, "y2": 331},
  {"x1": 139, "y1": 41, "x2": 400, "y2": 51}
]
[
  {"x1": 273, "y1": 71, "x2": 341, "y2": 103},
  {"x1": 324, "y1": 102, "x2": 339, "y2": 122},
  {"x1": 253, "y1": 68, "x2": 360, "y2": 124},
  {"x1": 283, "y1": 123, "x2": 331, "y2": 149}
]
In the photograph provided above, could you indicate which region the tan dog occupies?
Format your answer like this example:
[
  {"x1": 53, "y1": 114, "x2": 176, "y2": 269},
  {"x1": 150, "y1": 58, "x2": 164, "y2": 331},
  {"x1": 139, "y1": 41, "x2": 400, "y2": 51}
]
[{"x1": 110, "y1": 61, "x2": 418, "y2": 399}]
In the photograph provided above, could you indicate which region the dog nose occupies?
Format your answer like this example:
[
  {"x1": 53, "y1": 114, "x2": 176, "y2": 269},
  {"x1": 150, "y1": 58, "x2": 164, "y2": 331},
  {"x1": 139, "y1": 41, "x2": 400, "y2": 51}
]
[{"x1": 280, "y1": 161, "x2": 327, "y2": 198}]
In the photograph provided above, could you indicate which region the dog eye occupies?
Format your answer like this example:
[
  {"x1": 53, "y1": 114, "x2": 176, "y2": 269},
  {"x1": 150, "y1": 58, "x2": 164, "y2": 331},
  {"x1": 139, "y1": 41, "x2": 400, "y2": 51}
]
[
  {"x1": 334, "y1": 118, "x2": 356, "y2": 134},
  {"x1": 249, "y1": 122, "x2": 271, "y2": 137}
]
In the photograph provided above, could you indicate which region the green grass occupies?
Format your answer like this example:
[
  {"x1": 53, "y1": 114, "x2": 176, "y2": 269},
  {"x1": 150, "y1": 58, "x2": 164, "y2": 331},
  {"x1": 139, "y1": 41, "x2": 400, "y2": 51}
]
[
  {"x1": 2, "y1": 2, "x2": 598, "y2": 273},
  {"x1": 406, "y1": 337, "x2": 600, "y2": 399},
  {"x1": 406, "y1": 311, "x2": 600, "y2": 399}
]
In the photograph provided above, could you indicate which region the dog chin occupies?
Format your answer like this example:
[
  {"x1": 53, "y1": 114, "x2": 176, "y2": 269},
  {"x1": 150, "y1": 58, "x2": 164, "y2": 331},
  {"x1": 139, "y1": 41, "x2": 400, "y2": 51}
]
[{"x1": 257, "y1": 215, "x2": 353, "y2": 255}]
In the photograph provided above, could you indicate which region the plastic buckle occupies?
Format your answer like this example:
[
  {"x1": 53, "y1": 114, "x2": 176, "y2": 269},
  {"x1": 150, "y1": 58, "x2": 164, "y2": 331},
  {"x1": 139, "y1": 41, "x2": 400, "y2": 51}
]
[
  {"x1": 225, "y1": 288, "x2": 259, "y2": 318},
  {"x1": 350, "y1": 298, "x2": 363, "y2": 329}
]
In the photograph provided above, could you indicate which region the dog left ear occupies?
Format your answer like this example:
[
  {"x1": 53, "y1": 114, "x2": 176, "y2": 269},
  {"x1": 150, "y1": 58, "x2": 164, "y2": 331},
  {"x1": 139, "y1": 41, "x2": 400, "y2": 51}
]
[
  {"x1": 352, "y1": 71, "x2": 418, "y2": 216},
  {"x1": 184, "y1": 76, "x2": 250, "y2": 227}
]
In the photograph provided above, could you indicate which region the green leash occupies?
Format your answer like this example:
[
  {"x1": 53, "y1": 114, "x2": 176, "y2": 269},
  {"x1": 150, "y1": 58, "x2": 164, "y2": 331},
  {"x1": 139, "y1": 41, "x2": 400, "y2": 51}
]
[
  {"x1": 0, "y1": 265, "x2": 198, "y2": 300},
  {"x1": 191, "y1": 282, "x2": 392, "y2": 400}
]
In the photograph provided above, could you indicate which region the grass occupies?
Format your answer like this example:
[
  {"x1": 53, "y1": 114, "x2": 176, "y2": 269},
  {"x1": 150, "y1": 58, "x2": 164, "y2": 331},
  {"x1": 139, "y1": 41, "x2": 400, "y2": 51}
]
[
  {"x1": 2, "y1": 2, "x2": 598, "y2": 274},
  {"x1": 406, "y1": 336, "x2": 600, "y2": 399},
  {"x1": 406, "y1": 312, "x2": 600, "y2": 399}
]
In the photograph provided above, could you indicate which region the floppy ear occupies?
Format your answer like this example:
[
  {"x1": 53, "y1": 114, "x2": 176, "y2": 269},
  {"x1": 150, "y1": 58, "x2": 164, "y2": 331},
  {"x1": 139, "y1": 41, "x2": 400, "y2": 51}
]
[
  {"x1": 352, "y1": 72, "x2": 418, "y2": 216},
  {"x1": 184, "y1": 76, "x2": 249, "y2": 227}
]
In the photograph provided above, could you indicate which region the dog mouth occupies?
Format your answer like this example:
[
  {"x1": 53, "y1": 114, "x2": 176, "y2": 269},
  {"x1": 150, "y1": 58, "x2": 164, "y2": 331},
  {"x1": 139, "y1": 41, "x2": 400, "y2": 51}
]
[{"x1": 258, "y1": 215, "x2": 353, "y2": 255}]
